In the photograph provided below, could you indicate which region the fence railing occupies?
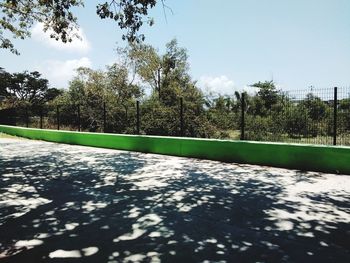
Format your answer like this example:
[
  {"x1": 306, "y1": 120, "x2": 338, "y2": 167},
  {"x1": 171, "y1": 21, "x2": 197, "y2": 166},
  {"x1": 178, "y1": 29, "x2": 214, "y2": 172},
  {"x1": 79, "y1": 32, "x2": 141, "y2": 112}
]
[
  {"x1": 1, "y1": 87, "x2": 349, "y2": 146},
  {"x1": 240, "y1": 87, "x2": 350, "y2": 146}
]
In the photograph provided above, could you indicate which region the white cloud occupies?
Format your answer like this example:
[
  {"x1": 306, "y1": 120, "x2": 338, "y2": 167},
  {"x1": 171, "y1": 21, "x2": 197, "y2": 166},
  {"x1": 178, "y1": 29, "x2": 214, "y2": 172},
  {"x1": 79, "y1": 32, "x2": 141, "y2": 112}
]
[
  {"x1": 198, "y1": 75, "x2": 260, "y2": 95},
  {"x1": 36, "y1": 57, "x2": 92, "y2": 88},
  {"x1": 31, "y1": 23, "x2": 91, "y2": 53},
  {"x1": 243, "y1": 85, "x2": 259, "y2": 94},
  {"x1": 198, "y1": 75, "x2": 236, "y2": 95}
]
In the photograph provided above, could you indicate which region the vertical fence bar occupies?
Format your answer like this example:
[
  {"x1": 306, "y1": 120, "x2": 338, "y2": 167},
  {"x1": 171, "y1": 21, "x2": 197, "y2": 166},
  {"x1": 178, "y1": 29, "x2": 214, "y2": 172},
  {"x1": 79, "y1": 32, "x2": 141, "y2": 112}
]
[
  {"x1": 157, "y1": 68, "x2": 161, "y2": 100},
  {"x1": 333, "y1": 87, "x2": 338, "y2": 145},
  {"x1": 56, "y1": 105, "x2": 60, "y2": 130},
  {"x1": 25, "y1": 106, "x2": 29, "y2": 128},
  {"x1": 77, "y1": 104, "x2": 81, "y2": 132},
  {"x1": 180, "y1": 97, "x2": 184, "y2": 137},
  {"x1": 103, "y1": 102, "x2": 106, "y2": 133},
  {"x1": 136, "y1": 100, "x2": 140, "y2": 134},
  {"x1": 13, "y1": 108, "x2": 17, "y2": 126},
  {"x1": 240, "y1": 93, "x2": 245, "y2": 140},
  {"x1": 40, "y1": 106, "x2": 43, "y2": 129}
]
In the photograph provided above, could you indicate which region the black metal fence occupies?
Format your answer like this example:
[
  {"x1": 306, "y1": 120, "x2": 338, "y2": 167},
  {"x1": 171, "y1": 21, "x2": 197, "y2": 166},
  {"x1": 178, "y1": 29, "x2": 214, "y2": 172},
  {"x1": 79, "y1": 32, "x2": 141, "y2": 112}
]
[
  {"x1": 1, "y1": 87, "x2": 349, "y2": 146},
  {"x1": 242, "y1": 87, "x2": 350, "y2": 145}
]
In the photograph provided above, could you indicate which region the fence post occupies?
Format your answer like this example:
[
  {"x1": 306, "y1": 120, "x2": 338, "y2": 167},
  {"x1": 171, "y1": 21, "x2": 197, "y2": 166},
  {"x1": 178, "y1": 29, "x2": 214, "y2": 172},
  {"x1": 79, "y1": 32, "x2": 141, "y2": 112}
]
[
  {"x1": 333, "y1": 87, "x2": 338, "y2": 145},
  {"x1": 136, "y1": 100, "x2": 140, "y2": 134},
  {"x1": 103, "y1": 102, "x2": 106, "y2": 133},
  {"x1": 157, "y1": 68, "x2": 161, "y2": 100},
  {"x1": 180, "y1": 97, "x2": 184, "y2": 136},
  {"x1": 13, "y1": 108, "x2": 17, "y2": 126},
  {"x1": 26, "y1": 106, "x2": 29, "y2": 128},
  {"x1": 240, "y1": 92, "x2": 245, "y2": 140},
  {"x1": 77, "y1": 104, "x2": 81, "y2": 132},
  {"x1": 56, "y1": 105, "x2": 60, "y2": 130},
  {"x1": 40, "y1": 106, "x2": 43, "y2": 129}
]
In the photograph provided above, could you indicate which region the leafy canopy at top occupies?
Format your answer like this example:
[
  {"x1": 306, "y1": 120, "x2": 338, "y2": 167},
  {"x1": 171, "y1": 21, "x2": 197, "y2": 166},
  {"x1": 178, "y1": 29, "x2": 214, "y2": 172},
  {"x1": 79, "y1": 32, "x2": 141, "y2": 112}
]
[{"x1": 0, "y1": 0, "x2": 159, "y2": 54}]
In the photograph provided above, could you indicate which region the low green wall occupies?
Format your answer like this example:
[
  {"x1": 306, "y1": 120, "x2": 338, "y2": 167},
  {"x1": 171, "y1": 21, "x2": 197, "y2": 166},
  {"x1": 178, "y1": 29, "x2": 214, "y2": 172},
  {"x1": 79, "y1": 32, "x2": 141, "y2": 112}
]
[{"x1": 1, "y1": 125, "x2": 349, "y2": 174}]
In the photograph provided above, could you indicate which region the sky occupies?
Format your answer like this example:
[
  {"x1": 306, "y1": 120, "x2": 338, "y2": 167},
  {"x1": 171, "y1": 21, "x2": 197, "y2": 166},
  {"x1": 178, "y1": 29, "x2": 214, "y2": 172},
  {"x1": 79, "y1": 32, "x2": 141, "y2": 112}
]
[{"x1": 1, "y1": 0, "x2": 350, "y2": 95}]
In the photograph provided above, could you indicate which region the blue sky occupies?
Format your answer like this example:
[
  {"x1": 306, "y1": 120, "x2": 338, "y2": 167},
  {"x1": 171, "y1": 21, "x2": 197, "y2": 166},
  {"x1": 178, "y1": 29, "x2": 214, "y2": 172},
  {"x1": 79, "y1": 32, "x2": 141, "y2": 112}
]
[{"x1": 1, "y1": 0, "x2": 350, "y2": 95}]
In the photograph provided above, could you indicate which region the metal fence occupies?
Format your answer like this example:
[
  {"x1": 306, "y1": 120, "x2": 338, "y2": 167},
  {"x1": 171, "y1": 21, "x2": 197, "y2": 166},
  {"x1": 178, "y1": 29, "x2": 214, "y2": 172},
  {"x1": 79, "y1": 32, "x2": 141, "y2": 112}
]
[
  {"x1": 242, "y1": 87, "x2": 350, "y2": 146},
  {"x1": 1, "y1": 87, "x2": 349, "y2": 146}
]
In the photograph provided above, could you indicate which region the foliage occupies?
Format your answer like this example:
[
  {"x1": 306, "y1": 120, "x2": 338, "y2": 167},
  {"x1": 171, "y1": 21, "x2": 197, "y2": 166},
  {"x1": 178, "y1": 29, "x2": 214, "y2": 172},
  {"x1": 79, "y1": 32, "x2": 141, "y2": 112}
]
[
  {"x1": 284, "y1": 104, "x2": 310, "y2": 138},
  {"x1": 0, "y1": 67, "x2": 11, "y2": 96},
  {"x1": 0, "y1": 68, "x2": 61, "y2": 107},
  {"x1": 54, "y1": 64, "x2": 141, "y2": 132},
  {"x1": 128, "y1": 40, "x2": 213, "y2": 137},
  {"x1": 338, "y1": 98, "x2": 350, "y2": 132},
  {"x1": 207, "y1": 95, "x2": 238, "y2": 130},
  {"x1": 0, "y1": 0, "x2": 82, "y2": 54},
  {"x1": 0, "y1": 0, "x2": 161, "y2": 54},
  {"x1": 1, "y1": 39, "x2": 350, "y2": 144},
  {"x1": 96, "y1": 0, "x2": 157, "y2": 42},
  {"x1": 250, "y1": 80, "x2": 280, "y2": 112},
  {"x1": 300, "y1": 93, "x2": 327, "y2": 121},
  {"x1": 245, "y1": 115, "x2": 274, "y2": 141}
]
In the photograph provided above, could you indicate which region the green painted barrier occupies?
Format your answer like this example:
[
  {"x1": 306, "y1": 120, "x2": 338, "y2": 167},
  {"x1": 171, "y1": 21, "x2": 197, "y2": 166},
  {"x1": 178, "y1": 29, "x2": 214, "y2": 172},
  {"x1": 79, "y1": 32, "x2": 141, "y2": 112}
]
[{"x1": 1, "y1": 124, "x2": 349, "y2": 174}]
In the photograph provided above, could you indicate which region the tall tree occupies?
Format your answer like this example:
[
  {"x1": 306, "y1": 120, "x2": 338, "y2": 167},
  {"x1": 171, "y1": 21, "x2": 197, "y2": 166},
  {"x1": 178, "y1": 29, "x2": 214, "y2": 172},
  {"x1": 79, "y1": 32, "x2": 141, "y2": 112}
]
[
  {"x1": 129, "y1": 38, "x2": 190, "y2": 101},
  {"x1": 0, "y1": 69, "x2": 61, "y2": 106},
  {"x1": 128, "y1": 43, "x2": 162, "y2": 93},
  {"x1": 248, "y1": 80, "x2": 283, "y2": 116},
  {"x1": 0, "y1": 67, "x2": 11, "y2": 96},
  {"x1": 251, "y1": 80, "x2": 279, "y2": 110},
  {"x1": 127, "y1": 39, "x2": 214, "y2": 137},
  {"x1": 57, "y1": 66, "x2": 141, "y2": 132}
]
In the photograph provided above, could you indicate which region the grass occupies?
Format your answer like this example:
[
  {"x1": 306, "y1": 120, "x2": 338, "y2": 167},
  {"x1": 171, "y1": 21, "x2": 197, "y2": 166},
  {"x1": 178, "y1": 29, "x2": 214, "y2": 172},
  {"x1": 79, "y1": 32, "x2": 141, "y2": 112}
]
[
  {"x1": 216, "y1": 129, "x2": 350, "y2": 146},
  {"x1": 0, "y1": 132, "x2": 22, "y2": 139}
]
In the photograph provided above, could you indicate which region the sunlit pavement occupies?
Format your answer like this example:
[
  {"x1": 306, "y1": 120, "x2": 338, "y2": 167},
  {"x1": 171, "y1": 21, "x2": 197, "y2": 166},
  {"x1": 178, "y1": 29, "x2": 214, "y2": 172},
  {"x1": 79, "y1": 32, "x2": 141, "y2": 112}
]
[{"x1": 0, "y1": 138, "x2": 349, "y2": 263}]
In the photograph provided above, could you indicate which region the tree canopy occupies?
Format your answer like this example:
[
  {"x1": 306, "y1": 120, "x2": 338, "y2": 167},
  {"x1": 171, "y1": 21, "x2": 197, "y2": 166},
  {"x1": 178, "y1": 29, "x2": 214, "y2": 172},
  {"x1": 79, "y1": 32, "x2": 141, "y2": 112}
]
[
  {"x1": 0, "y1": 0, "x2": 160, "y2": 54},
  {"x1": 0, "y1": 68, "x2": 61, "y2": 106}
]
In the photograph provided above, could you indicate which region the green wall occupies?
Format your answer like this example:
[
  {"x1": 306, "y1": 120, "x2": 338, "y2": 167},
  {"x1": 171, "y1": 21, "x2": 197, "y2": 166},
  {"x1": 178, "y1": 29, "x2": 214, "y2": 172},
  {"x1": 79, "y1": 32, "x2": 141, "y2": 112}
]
[{"x1": 1, "y1": 125, "x2": 349, "y2": 174}]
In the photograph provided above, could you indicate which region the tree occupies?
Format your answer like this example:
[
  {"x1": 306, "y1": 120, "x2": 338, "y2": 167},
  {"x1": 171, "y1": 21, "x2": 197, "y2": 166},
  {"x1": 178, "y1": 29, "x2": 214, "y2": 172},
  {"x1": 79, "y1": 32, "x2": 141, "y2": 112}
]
[
  {"x1": 96, "y1": 0, "x2": 157, "y2": 42},
  {"x1": 8, "y1": 71, "x2": 46, "y2": 103},
  {"x1": 0, "y1": 0, "x2": 161, "y2": 54},
  {"x1": 106, "y1": 63, "x2": 142, "y2": 127},
  {"x1": 339, "y1": 98, "x2": 350, "y2": 111},
  {"x1": 57, "y1": 65, "x2": 141, "y2": 132},
  {"x1": 128, "y1": 42, "x2": 162, "y2": 93},
  {"x1": 161, "y1": 39, "x2": 191, "y2": 97},
  {"x1": 207, "y1": 95, "x2": 237, "y2": 132},
  {"x1": 338, "y1": 98, "x2": 350, "y2": 132},
  {"x1": 285, "y1": 104, "x2": 311, "y2": 138},
  {"x1": 301, "y1": 93, "x2": 327, "y2": 121},
  {"x1": 127, "y1": 39, "x2": 190, "y2": 100},
  {"x1": 0, "y1": 67, "x2": 11, "y2": 96},
  {"x1": 250, "y1": 80, "x2": 280, "y2": 112},
  {"x1": 0, "y1": 69, "x2": 61, "y2": 106},
  {"x1": 129, "y1": 39, "x2": 215, "y2": 137}
]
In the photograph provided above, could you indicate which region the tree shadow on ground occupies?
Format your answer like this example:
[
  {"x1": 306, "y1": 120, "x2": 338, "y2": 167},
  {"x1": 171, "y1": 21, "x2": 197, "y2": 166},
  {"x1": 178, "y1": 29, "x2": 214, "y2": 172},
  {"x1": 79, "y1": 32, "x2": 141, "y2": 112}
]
[{"x1": 0, "y1": 139, "x2": 349, "y2": 262}]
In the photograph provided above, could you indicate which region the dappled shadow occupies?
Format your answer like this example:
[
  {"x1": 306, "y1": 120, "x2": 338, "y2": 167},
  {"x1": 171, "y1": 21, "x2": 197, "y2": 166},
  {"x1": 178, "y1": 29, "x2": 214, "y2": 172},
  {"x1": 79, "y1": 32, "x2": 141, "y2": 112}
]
[{"x1": 0, "y1": 138, "x2": 349, "y2": 262}]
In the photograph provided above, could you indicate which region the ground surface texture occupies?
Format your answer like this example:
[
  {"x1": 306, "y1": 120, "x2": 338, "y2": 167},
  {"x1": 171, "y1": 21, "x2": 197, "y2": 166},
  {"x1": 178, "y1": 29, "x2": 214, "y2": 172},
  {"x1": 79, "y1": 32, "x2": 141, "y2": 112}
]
[{"x1": 0, "y1": 137, "x2": 349, "y2": 262}]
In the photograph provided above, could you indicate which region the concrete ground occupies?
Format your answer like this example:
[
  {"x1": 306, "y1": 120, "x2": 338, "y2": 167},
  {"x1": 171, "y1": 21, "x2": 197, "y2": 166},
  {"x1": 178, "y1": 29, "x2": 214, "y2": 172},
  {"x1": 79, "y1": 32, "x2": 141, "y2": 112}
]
[{"x1": 0, "y1": 137, "x2": 349, "y2": 263}]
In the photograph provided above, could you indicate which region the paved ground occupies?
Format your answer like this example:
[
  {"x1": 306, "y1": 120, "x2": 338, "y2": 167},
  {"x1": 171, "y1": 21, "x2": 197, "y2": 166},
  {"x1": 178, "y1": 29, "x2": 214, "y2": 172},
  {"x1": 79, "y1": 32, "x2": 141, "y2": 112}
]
[{"x1": 0, "y1": 137, "x2": 349, "y2": 262}]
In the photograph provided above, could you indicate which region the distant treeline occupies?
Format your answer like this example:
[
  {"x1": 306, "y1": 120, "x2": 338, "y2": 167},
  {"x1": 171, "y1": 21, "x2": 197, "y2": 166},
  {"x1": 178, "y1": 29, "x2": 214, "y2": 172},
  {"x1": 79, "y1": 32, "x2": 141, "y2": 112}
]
[{"x1": 1, "y1": 40, "x2": 350, "y2": 145}]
